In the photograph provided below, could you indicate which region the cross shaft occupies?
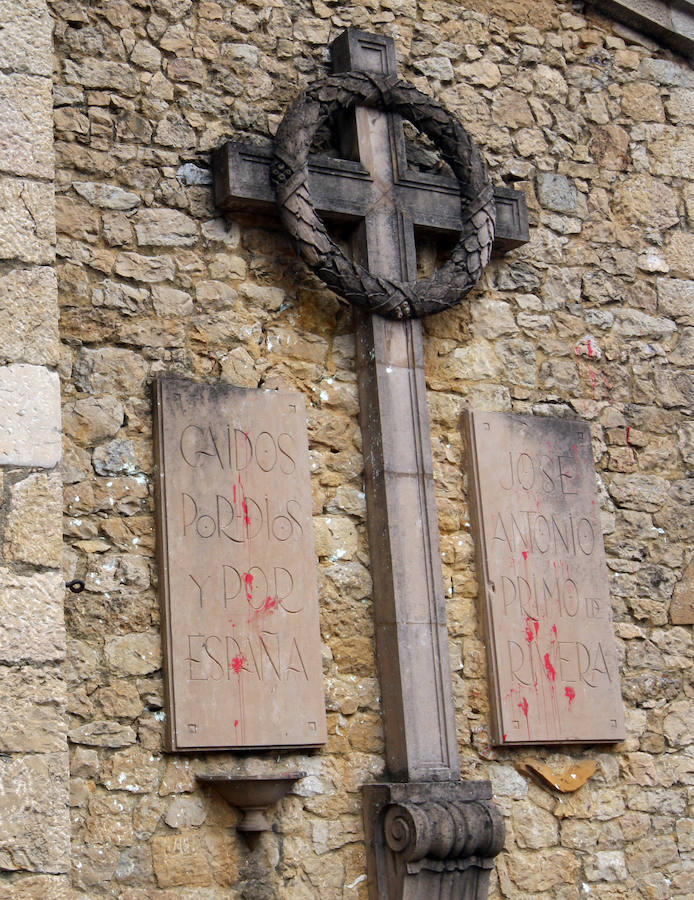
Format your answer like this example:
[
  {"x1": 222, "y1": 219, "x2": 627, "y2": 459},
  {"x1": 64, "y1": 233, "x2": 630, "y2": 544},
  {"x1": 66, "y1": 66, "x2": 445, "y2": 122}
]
[{"x1": 213, "y1": 28, "x2": 528, "y2": 781}]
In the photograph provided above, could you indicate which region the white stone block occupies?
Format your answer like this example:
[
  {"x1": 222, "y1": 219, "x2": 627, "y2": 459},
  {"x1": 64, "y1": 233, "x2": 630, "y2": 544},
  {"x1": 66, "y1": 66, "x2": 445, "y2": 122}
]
[{"x1": 0, "y1": 364, "x2": 61, "y2": 466}]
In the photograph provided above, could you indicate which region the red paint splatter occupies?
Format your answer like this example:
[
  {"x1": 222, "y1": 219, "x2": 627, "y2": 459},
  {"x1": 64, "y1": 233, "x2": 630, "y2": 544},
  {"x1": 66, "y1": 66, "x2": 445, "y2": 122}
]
[
  {"x1": 503, "y1": 733, "x2": 508, "y2": 741},
  {"x1": 589, "y1": 368, "x2": 598, "y2": 398},
  {"x1": 544, "y1": 653, "x2": 556, "y2": 682},
  {"x1": 522, "y1": 550, "x2": 528, "y2": 560},
  {"x1": 244, "y1": 572, "x2": 253, "y2": 601},
  {"x1": 230, "y1": 654, "x2": 247, "y2": 674},
  {"x1": 263, "y1": 595, "x2": 276, "y2": 613},
  {"x1": 234, "y1": 719, "x2": 239, "y2": 727},
  {"x1": 551, "y1": 624, "x2": 558, "y2": 640},
  {"x1": 565, "y1": 686, "x2": 576, "y2": 707},
  {"x1": 242, "y1": 497, "x2": 251, "y2": 527},
  {"x1": 586, "y1": 338, "x2": 594, "y2": 357},
  {"x1": 518, "y1": 697, "x2": 529, "y2": 720},
  {"x1": 525, "y1": 618, "x2": 537, "y2": 645}
]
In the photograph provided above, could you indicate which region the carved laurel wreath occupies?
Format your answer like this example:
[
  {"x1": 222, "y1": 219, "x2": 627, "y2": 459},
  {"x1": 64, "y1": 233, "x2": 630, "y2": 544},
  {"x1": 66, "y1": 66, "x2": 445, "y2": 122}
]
[{"x1": 271, "y1": 71, "x2": 496, "y2": 320}]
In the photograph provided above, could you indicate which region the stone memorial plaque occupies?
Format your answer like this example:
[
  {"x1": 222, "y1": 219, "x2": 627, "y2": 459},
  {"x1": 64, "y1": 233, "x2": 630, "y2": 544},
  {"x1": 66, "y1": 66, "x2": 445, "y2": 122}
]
[
  {"x1": 464, "y1": 411, "x2": 625, "y2": 745},
  {"x1": 153, "y1": 378, "x2": 327, "y2": 751}
]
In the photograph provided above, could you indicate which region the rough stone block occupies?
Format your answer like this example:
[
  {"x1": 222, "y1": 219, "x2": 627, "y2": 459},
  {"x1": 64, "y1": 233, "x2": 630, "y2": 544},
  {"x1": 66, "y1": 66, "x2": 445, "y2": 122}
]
[
  {"x1": 73, "y1": 181, "x2": 140, "y2": 210},
  {"x1": 151, "y1": 834, "x2": 212, "y2": 888},
  {"x1": 67, "y1": 721, "x2": 136, "y2": 748},
  {"x1": 63, "y1": 59, "x2": 139, "y2": 96},
  {"x1": 666, "y1": 233, "x2": 694, "y2": 279},
  {"x1": 0, "y1": 74, "x2": 53, "y2": 179},
  {"x1": 62, "y1": 396, "x2": 124, "y2": 445},
  {"x1": 0, "y1": 753, "x2": 69, "y2": 874},
  {"x1": 536, "y1": 172, "x2": 577, "y2": 214},
  {"x1": 0, "y1": 179, "x2": 55, "y2": 265},
  {"x1": 133, "y1": 209, "x2": 198, "y2": 247},
  {"x1": 649, "y1": 131, "x2": 694, "y2": 179},
  {"x1": 100, "y1": 746, "x2": 159, "y2": 793},
  {"x1": 0, "y1": 267, "x2": 59, "y2": 365},
  {"x1": 4, "y1": 473, "x2": 62, "y2": 567},
  {"x1": 73, "y1": 347, "x2": 148, "y2": 397},
  {"x1": 0, "y1": 875, "x2": 71, "y2": 899},
  {"x1": 0, "y1": 666, "x2": 66, "y2": 753},
  {"x1": 0, "y1": 569, "x2": 65, "y2": 663},
  {"x1": 104, "y1": 632, "x2": 161, "y2": 676},
  {"x1": 0, "y1": 0, "x2": 53, "y2": 77}
]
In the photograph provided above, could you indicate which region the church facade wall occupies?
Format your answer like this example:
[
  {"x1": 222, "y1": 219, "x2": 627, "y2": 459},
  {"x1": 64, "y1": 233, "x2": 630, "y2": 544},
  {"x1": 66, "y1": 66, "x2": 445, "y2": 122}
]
[{"x1": 3, "y1": 0, "x2": 689, "y2": 896}]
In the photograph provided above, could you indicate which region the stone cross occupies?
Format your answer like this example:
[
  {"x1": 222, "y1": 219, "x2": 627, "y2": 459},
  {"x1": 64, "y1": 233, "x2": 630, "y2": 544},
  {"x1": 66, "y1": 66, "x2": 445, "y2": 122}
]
[{"x1": 214, "y1": 28, "x2": 524, "y2": 897}]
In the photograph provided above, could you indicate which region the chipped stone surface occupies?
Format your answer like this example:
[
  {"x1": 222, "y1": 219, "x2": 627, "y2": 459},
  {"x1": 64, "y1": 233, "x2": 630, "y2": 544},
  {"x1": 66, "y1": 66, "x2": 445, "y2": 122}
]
[
  {"x1": 0, "y1": 753, "x2": 69, "y2": 874},
  {"x1": 0, "y1": 0, "x2": 53, "y2": 77},
  {"x1": 4, "y1": 472, "x2": 62, "y2": 567},
  {"x1": 0, "y1": 73, "x2": 54, "y2": 179},
  {"x1": 0, "y1": 666, "x2": 66, "y2": 753},
  {"x1": 0, "y1": 569, "x2": 65, "y2": 663},
  {"x1": 0, "y1": 178, "x2": 55, "y2": 265},
  {"x1": 0, "y1": 267, "x2": 60, "y2": 365}
]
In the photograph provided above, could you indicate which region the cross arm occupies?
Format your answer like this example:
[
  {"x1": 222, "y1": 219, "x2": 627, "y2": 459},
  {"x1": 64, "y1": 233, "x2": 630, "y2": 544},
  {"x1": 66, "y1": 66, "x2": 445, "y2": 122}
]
[{"x1": 213, "y1": 141, "x2": 529, "y2": 251}]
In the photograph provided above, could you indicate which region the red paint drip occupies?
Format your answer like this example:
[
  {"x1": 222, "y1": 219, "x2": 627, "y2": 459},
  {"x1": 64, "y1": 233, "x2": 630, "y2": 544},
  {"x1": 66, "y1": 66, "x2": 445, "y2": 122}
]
[
  {"x1": 503, "y1": 733, "x2": 508, "y2": 741},
  {"x1": 525, "y1": 618, "x2": 537, "y2": 645},
  {"x1": 244, "y1": 572, "x2": 253, "y2": 602},
  {"x1": 234, "y1": 719, "x2": 239, "y2": 727},
  {"x1": 626, "y1": 426, "x2": 631, "y2": 445},
  {"x1": 233, "y1": 484, "x2": 237, "y2": 503},
  {"x1": 565, "y1": 686, "x2": 576, "y2": 707},
  {"x1": 242, "y1": 497, "x2": 251, "y2": 527},
  {"x1": 263, "y1": 595, "x2": 276, "y2": 613},
  {"x1": 518, "y1": 697, "x2": 529, "y2": 720},
  {"x1": 544, "y1": 653, "x2": 556, "y2": 682},
  {"x1": 522, "y1": 550, "x2": 528, "y2": 561},
  {"x1": 230, "y1": 654, "x2": 247, "y2": 675},
  {"x1": 586, "y1": 338, "x2": 594, "y2": 357},
  {"x1": 551, "y1": 624, "x2": 558, "y2": 639}
]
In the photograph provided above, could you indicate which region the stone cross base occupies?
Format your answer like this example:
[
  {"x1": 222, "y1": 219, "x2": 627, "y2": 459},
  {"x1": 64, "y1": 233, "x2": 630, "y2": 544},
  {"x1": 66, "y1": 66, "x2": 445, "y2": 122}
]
[{"x1": 362, "y1": 781, "x2": 505, "y2": 900}]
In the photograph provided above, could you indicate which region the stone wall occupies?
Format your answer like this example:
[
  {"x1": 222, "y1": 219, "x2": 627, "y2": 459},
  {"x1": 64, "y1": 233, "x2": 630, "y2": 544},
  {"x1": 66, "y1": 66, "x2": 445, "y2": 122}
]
[
  {"x1": 0, "y1": 2, "x2": 70, "y2": 898},
  {"x1": 47, "y1": 0, "x2": 694, "y2": 897}
]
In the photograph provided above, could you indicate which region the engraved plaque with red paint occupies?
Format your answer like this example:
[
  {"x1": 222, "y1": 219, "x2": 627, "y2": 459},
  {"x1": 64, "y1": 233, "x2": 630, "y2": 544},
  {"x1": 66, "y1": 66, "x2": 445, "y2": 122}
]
[
  {"x1": 464, "y1": 411, "x2": 625, "y2": 745},
  {"x1": 154, "y1": 378, "x2": 327, "y2": 751}
]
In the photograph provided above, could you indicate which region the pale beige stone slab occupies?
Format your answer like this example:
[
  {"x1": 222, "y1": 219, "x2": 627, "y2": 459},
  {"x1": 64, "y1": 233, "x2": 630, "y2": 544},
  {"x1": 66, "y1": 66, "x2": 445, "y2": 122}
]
[
  {"x1": 0, "y1": 74, "x2": 54, "y2": 179},
  {"x1": 0, "y1": 753, "x2": 69, "y2": 874},
  {"x1": 0, "y1": 569, "x2": 65, "y2": 663},
  {"x1": 0, "y1": 0, "x2": 53, "y2": 77},
  {"x1": 0, "y1": 666, "x2": 66, "y2": 753},
  {"x1": 153, "y1": 377, "x2": 327, "y2": 751},
  {"x1": 0, "y1": 365, "x2": 61, "y2": 466},
  {"x1": 464, "y1": 410, "x2": 626, "y2": 745},
  {"x1": 0, "y1": 178, "x2": 55, "y2": 265},
  {"x1": 4, "y1": 473, "x2": 62, "y2": 567},
  {"x1": 0, "y1": 268, "x2": 59, "y2": 365}
]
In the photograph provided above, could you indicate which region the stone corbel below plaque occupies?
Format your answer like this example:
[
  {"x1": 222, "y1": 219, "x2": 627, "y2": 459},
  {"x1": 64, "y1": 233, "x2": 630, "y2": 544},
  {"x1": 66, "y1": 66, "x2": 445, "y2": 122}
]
[{"x1": 198, "y1": 772, "x2": 305, "y2": 847}]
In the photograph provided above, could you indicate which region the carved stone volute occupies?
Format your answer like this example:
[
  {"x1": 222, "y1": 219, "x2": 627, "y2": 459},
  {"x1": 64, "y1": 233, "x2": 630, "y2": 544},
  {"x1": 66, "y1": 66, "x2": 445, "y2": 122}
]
[{"x1": 363, "y1": 782, "x2": 505, "y2": 900}]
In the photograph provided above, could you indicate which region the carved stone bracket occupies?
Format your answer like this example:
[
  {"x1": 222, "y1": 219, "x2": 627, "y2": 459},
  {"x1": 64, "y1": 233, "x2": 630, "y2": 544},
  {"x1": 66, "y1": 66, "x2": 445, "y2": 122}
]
[{"x1": 362, "y1": 781, "x2": 505, "y2": 900}]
